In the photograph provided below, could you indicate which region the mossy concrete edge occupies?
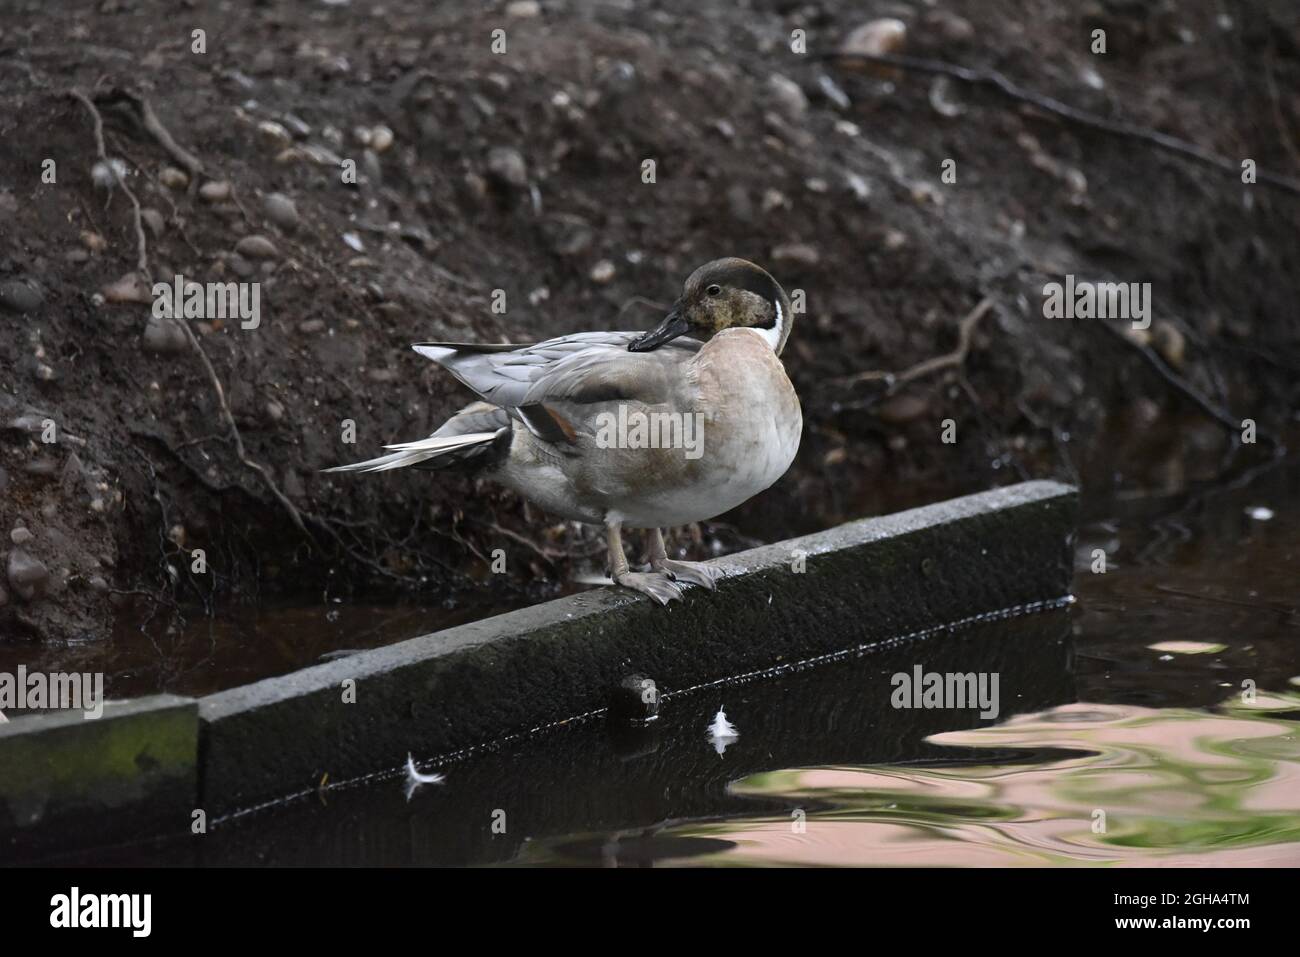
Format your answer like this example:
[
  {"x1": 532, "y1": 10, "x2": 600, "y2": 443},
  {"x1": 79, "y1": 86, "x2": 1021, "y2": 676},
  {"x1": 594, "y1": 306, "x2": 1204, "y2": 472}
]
[{"x1": 0, "y1": 694, "x2": 197, "y2": 855}]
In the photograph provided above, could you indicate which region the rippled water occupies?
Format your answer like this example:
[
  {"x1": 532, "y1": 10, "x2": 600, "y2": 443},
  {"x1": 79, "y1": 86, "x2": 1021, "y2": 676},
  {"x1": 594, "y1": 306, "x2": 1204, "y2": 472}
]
[{"x1": 609, "y1": 698, "x2": 1300, "y2": 867}]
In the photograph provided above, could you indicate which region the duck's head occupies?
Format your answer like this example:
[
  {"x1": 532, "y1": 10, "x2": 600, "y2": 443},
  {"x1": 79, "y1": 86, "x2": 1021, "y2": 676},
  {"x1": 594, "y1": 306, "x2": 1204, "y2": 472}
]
[{"x1": 628, "y1": 258, "x2": 793, "y2": 355}]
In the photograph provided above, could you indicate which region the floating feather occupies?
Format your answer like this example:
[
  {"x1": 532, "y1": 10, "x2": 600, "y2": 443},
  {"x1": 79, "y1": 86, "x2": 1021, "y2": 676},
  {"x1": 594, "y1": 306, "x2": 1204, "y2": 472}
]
[
  {"x1": 708, "y1": 707, "x2": 739, "y2": 755},
  {"x1": 404, "y1": 753, "x2": 445, "y2": 800}
]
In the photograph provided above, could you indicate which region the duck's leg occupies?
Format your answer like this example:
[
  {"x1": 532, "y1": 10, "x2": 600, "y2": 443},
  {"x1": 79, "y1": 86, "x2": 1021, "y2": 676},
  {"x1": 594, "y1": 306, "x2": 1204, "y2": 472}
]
[
  {"x1": 647, "y1": 528, "x2": 722, "y2": 590},
  {"x1": 607, "y1": 521, "x2": 682, "y2": 605}
]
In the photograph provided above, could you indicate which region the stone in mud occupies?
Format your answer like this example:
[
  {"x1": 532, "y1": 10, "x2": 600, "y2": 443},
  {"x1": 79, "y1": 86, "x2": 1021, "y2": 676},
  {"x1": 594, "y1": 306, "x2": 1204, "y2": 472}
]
[
  {"x1": 7, "y1": 548, "x2": 50, "y2": 602},
  {"x1": 840, "y1": 18, "x2": 908, "y2": 76},
  {"x1": 199, "y1": 180, "x2": 233, "y2": 202},
  {"x1": 876, "y1": 393, "x2": 931, "y2": 425},
  {"x1": 10, "y1": 527, "x2": 34, "y2": 546},
  {"x1": 369, "y1": 125, "x2": 394, "y2": 153},
  {"x1": 923, "y1": 10, "x2": 975, "y2": 44},
  {"x1": 235, "y1": 235, "x2": 279, "y2": 259},
  {"x1": 486, "y1": 146, "x2": 528, "y2": 188},
  {"x1": 80, "y1": 230, "x2": 107, "y2": 252},
  {"x1": 22, "y1": 459, "x2": 58, "y2": 478},
  {"x1": 280, "y1": 113, "x2": 311, "y2": 139},
  {"x1": 141, "y1": 208, "x2": 166, "y2": 237},
  {"x1": 101, "y1": 272, "x2": 153, "y2": 304},
  {"x1": 767, "y1": 74, "x2": 808, "y2": 120},
  {"x1": 771, "y1": 243, "x2": 820, "y2": 268},
  {"x1": 0, "y1": 279, "x2": 44, "y2": 314},
  {"x1": 159, "y1": 167, "x2": 190, "y2": 190},
  {"x1": 142, "y1": 315, "x2": 189, "y2": 355},
  {"x1": 257, "y1": 120, "x2": 293, "y2": 148},
  {"x1": 262, "y1": 192, "x2": 300, "y2": 231},
  {"x1": 227, "y1": 253, "x2": 255, "y2": 278}
]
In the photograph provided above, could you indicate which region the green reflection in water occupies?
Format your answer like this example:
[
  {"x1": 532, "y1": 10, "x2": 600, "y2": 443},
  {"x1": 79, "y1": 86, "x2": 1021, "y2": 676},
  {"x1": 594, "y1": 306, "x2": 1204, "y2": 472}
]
[{"x1": 665, "y1": 693, "x2": 1300, "y2": 867}]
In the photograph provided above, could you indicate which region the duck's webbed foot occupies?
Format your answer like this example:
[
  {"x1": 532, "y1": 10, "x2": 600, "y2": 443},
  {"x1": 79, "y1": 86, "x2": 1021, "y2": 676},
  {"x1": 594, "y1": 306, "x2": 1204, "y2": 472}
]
[
  {"x1": 651, "y1": 558, "x2": 722, "y2": 590},
  {"x1": 607, "y1": 521, "x2": 682, "y2": 606},
  {"x1": 647, "y1": 528, "x2": 723, "y2": 590},
  {"x1": 613, "y1": 570, "x2": 683, "y2": 605}
]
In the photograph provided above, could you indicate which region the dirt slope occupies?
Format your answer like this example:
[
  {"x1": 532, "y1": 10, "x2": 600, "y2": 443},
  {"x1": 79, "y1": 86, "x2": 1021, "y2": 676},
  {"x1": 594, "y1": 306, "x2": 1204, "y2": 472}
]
[{"x1": 1, "y1": 0, "x2": 1298, "y2": 641}]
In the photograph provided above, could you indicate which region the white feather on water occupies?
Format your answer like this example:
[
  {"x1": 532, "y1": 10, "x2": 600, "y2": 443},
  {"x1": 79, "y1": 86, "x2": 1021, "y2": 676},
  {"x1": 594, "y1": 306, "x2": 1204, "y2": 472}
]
[
  {"x1": 708, "y1": 707, "x2": 739, "y2": 755},
  {"x1": 404, "y1": 753, "x2": 445, "y2": 800}
]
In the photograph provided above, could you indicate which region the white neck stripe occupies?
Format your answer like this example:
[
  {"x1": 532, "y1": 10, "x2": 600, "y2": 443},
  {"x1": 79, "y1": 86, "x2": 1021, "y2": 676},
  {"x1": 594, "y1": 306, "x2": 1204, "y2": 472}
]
[{"x1": 754, "y1": 298, "x2": 784, "y2": 352}]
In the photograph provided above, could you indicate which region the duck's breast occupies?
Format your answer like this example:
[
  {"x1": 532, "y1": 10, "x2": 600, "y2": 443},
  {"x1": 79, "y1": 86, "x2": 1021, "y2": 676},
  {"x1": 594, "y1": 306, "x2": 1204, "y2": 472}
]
[{"x1": 678, "y1": 329, "x2": 802, "y2": 515}]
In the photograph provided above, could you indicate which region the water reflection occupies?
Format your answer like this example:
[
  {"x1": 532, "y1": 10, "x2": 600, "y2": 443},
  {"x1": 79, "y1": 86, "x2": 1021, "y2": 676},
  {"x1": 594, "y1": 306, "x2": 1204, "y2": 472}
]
[{"x1": 627, "y1": 695, "x2": 1300, "y2": 867}]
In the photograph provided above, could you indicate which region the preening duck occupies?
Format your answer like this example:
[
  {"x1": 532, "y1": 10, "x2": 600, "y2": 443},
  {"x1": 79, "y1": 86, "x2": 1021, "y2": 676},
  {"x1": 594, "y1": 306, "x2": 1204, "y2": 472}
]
[{"x1": 325, "y1": 257, "x2": 802, "y2": 604}]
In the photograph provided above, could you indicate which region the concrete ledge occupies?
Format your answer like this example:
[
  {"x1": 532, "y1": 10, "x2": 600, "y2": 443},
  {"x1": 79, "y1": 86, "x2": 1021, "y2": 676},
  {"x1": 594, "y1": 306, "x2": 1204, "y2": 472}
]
[
  {"x1": 0, "y1": 694, "x2": 197, "y2": 855},
  {"x1": 199, "y1": 480, "x2": 1078, "y2": 816}
]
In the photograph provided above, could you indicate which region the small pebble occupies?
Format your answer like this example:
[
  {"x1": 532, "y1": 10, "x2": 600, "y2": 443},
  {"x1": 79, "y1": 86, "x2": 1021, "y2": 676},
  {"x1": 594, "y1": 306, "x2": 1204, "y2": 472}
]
[
  {"x1": 101, "y1": 272, "x2": 153, "y2": 304},
  {"x1": 263, "y1": 192, "x2": 300, "y2": 230},
  {"x1": 771, "y1": 242, "x2": 820, "y2": 268},
  {"x1": 767, "y1": 74, "x2": 808, "y2": 120},
  {"x1": 257, "y1": 120, "x2": 293, "y2": 147},
  {"x1": 199, "y1": 180, "x2": 233, "y2": 202},
  {"x1": 141, "y1": 208, "x2": 166, "y2": 237},
  {"x1": 0, "y1": 278, "x2": 44, "y2": 313},
  {"x1": 142, "y1": 315, "x2": 189, "y2": 354},
  {"x1": 11, "y1": 527, "x2": 34, "y2": 546},
  {"x1": 281, "y1": 113, "x2": 312, "y2": 138},
  {"x1": 590, "y1": 259, "x2": 616, "y2": 283},
  {"x1": 235, "y1": 235, "x2": 279, "y2": 259},
  {"x1": 227, "y1": 253, "x2": 254, "y2": 278},
  {"x1": 80, "y1": 230, "x2": 107, "y2": 252},
  {"x1": 486, "y1": 146, "x2": 528, "y2": 188},
  {"x1": 7, "y1": 548, "x2": 50, "y2": 602},
  {"x1": 159, "y1": 167, "x2": 190, "y2": 190},
  {"x1": 369, "y1": 125, "x2": 394, "y2": 153},
  {"x1": 840, "y1": 18, "x2": 907, "y2": 76}
]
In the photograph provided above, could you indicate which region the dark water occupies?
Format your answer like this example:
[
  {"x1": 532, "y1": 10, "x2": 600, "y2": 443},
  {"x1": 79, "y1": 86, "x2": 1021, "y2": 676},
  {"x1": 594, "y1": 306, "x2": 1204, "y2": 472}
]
[{"x1": 42, "y1": 448, "x2": 1300, "y2": 866}]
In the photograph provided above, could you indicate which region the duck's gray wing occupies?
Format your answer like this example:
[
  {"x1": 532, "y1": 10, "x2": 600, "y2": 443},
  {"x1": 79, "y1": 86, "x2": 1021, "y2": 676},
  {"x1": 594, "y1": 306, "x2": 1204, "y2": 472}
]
[{"x1": 413, "y1": 332, "x2": 701, "y2": 443}]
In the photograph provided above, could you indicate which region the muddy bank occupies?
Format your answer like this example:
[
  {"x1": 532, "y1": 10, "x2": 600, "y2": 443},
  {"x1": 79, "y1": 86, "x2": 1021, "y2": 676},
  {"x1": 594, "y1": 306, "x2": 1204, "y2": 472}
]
[{"x1": 1, "y1": 0, "x2": 1298, "y2": 642}]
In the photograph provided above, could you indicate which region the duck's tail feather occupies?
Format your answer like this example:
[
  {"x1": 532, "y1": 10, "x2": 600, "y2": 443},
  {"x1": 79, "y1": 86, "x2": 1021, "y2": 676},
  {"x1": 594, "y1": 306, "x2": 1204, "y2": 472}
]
[{"x1": 322, "y1": 431, "x2": 500, "y2": 474}]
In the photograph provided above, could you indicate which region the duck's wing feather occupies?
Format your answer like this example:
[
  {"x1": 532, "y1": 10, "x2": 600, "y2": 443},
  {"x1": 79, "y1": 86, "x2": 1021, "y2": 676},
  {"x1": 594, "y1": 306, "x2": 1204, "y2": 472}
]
[{"x1": 413, "y1": 332, "x2": 700, "y2": 443}]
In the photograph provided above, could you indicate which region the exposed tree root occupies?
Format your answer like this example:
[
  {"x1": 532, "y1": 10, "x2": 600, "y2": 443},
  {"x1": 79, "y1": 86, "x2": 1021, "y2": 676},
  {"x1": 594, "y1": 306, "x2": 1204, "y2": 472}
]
[
  {"x1": 68, "y1": 87, "x2": 148, "y2": 275},
  {"x1": 823, "y1": 50, "x2": 1300, "y2": 196},
  {"x1": 71, "y1": 86, "x2": 310, "y2": 541},
  {"x1": 842, "y1": 297, "x2": 995, "y2": 390},
  {"x1": 93, "y1": 87, "x2": 205, "y2": 181}
]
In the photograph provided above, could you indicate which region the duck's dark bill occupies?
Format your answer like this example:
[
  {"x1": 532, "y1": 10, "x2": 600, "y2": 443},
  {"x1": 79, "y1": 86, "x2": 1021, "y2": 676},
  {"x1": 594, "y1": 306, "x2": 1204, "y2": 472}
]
[{"x1": 628, "y1": 306, "x2": 690, "y2": 351}]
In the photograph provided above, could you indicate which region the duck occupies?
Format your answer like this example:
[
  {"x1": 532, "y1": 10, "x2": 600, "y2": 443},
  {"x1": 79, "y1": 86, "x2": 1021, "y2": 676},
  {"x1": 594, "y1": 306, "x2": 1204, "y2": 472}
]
[{"x1": 325, "y1": 257, "x2": 802, "y2": 604}]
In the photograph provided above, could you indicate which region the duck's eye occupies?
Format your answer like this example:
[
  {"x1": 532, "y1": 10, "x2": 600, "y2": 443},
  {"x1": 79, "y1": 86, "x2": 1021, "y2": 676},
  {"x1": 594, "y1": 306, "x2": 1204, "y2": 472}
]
[{"x1": 705, "y1": 284, "x2": 722, "y2": 297}]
